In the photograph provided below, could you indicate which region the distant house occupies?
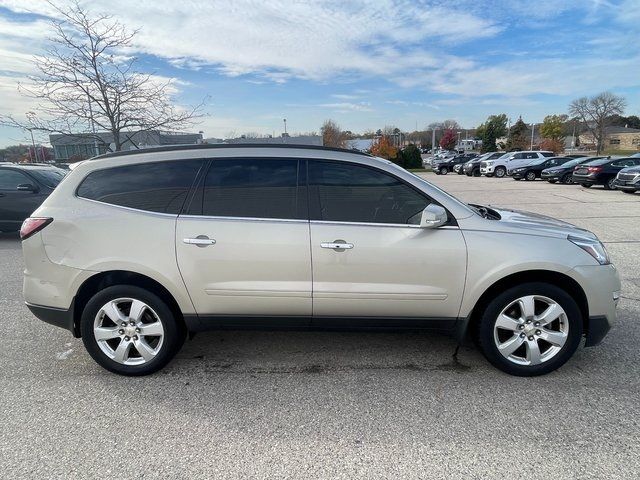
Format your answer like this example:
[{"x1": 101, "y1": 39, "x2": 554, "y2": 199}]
[
  {"x1": 50, "y1": 130, "x2": 203, "y2": 161},
  {"x1": 579, "y1": 126, "x2": 640, "y2": 151}
]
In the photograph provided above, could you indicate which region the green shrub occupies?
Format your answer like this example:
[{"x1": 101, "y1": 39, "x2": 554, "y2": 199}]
[{"x1": 400, "y1": 144, "x2": 422, "y2": 169}]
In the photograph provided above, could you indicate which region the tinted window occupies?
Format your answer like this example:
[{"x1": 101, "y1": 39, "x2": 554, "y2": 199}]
[
  {"x1": 201, "y1": 158, "x2": 301, "y2": 219},
  {"x1": 77, "y1": 160, "x2": 203, "y2": 214},
  {"x1": 0, "y1": 170, "x2": 30, "y2": 189},
  {"x1": 28, "y1": 168, "x2": 66, "y2": 188},
  {"x1": 541, "y1": 152, "x2": 555, "y2": 157},
  {"x1": 309, "y1": 161, "x2": 430, "y2": 224}
]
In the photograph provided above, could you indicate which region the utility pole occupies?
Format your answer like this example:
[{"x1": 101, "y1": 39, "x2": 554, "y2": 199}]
[
  {"x1": 530, "y1": 123, "x2": 535, "y2": 150},
  {"x1": 431, "y1": 128, "x2": 436, "y2": 152},
  {"x1": 29, "y1": 128, "x2": 37, "y2": 162}
]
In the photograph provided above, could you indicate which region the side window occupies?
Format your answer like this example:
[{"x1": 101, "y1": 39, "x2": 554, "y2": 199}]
[
  {"x1": 77, "y1": 160, "x2": 203, "y2": 214},
  {"x1": 0, "y1": 170, "x2": 30, "y2": 190},
  {"x1": 309, "y1": 161, "x2": 430, "y2": 225},
  {"x1": 201, "y1": 158, "x2": 301, "y2": 219},
  {"x1": 512, "y1": 153, "x2": 523, "y2": 160},
  {"x1": 526, "y1": 153, "x2": 538, "y2": 159}
]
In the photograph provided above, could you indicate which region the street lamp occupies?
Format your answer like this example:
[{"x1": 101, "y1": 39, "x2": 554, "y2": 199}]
[
  {"x1": 26, "y1": 111, "x2": 38, "y2": 162},
  {"x1": 530, "y1": 123, "x2": 535, "y2": 150}
]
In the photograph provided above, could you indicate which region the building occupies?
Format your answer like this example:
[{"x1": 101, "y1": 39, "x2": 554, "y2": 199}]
[
  {"x1": 579, "y1": 126, "x2": 640, "y2": 151},
  {"x1": 346, "y1": 138, "x2": 374, "y2": 152},
  {"x1": 50, "y1": 130, "x2": 203, "y2": 161},
  {"x1": 223, "y1": 134, "x2": 322, "y2": 146}
]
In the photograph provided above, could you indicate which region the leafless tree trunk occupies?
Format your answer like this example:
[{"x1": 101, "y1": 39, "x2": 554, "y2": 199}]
[
  {"x1": 0, "y1": 1, "x2": 206, "y2": 152},
  {"x1": 569, "y1": 92, "x2": 626, "y2": 154}
]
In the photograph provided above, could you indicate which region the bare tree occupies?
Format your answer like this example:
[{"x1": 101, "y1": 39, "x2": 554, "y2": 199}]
[
  {"x1": 0, "y1": 1, "x2": 206, "y2": 152},
  {"x1": 321, "y1": 119, "x2": 345, "y2": 148},
  {"x1": 569, "y1": 92, "x2": 626, "y2": 154}
]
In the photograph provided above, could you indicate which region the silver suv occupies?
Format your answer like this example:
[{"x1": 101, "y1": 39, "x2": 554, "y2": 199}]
[
  {"x1": 21, "y1": 145, "x2": 620, "y2": 376},
  {"x1": 481, "y1": 150, "x2": 554, "y2": 178}
]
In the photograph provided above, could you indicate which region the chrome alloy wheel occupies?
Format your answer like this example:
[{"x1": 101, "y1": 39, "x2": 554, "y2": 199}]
[
  {"x1": 493, "y1": 295, "x2": 569, "y2": 366},
  {"x1": 93, "y1": 298, "x2": 165, "y2": 365}
]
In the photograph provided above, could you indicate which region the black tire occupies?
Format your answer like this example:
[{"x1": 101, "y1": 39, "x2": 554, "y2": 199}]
[
  {"x1": 622, "y1": 190, "x2": 636, "y2": 194},
  {"x1": 548, "y1": 180, "x2": 557, "y2": 184},
  {"x1": 581, "y1": 183, "x2": 592, "y2": 188},
  {"x1": 439, "y1": 166, "x2": 448, "y2": 175},
  {"x1": 525, "y1": 171, "x2": 536, "y2": 181},
  {"x1": 473, "y1": 169, "x2": 481, "y2": 177},
  {"x1": 560, "y1": 173, "x2": 573, "y2": 184},
  {"x1": 603, "y1": 177, "x2": 616, "y2": 190},
  {"x1": 80, "y1": 285, "x2": 185, "y2": 376},
  {"x1": 477, "y1": 282, "x2": 583, "y2": 376},
  {"x1": 495, "y1": 166, "x2": 506, "y2": 178}
]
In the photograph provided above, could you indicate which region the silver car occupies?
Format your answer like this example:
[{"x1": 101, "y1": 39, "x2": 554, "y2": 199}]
[{"x1": 21, "y1": 145, "x2": 620, "y2": 376}]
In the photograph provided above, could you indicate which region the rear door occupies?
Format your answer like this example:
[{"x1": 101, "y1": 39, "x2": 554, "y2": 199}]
[
  {"x1": 176, "y1": 157, "x2": 312, "y2": 320},
  {"x1": 307, "y1": 159, "x2": 466, "y2": 322},
  {"x1": 0, "y1": 169, "x2": 46, "y2": 231}
]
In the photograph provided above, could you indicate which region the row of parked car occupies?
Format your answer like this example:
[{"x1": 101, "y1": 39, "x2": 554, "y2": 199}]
[{"x1": 427, "y1": 151, "x2": 640, "y2": 193}]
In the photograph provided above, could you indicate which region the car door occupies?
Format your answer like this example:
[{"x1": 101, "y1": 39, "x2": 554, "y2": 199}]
[
  {"x1": 308, "y1": 159, "x2": 466, "y2": 322},
  {"x1": 0, "y1": 169, "x2": 46, "y2": 232},
  {"x1": 176, "y1": 157, "x2": 312, "y2": 320}
]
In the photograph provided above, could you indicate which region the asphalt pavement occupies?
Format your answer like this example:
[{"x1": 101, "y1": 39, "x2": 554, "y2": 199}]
[{"x1": 0, "y1": 174, "x2": 638, "y2": 479}]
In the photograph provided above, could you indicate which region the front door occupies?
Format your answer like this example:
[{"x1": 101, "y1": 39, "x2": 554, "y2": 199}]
[
  {"x1": 307, "y1": 160, "x2": 466, "y2": 321},
  {"x1": 176, "y1": 157, "x2": 312, "y2": 319}
]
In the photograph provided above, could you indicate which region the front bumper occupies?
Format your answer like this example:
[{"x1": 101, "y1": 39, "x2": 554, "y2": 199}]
[
  {"x1": 510, "y1": 170, "x2": 526, "y2": 179},
  {"x1": 541, "y1": 172, "x2": 560, "y2": 181},
  {"x1": 480, "y1": 166, "x2": 494, "y2": 174},
  {"x1": 613, "y1": 180, "x2": 639, "y2": 191}
]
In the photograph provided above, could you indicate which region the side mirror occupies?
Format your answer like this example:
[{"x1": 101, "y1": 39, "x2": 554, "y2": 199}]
[
  {"x1": 420, "y1": 204, "x2": 448, "y2": 229},
  {"x1": 17, "y1": 183, "x2": 38, "y2": 193}
]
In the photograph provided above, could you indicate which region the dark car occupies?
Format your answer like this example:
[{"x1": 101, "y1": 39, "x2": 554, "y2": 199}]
[
  {"x1": 0, "y1": 164, "x2": 66, "y2": 232},
  {"x1": 509, "y1": 157, "x2": 572, "y2": 181},
  {"x1": 453, "y1": 153, "x2": 479, "y2": 174},
  {"x1": 436, "y1": 153, "x2": 478, "y2": 175},
  {"x1": 463, "y1": 152, "x2": 503, "y2": 177},
  {"x1": 541, "y1": 156, "x2": 605, "y2": 184},
  {"x1": 614, "y1": 165, "x2": 640, "y2": 194},
  {"x1": 564, "y1": 154, "x2": 588, "y2": 159},
  {"x1": 572, "y1": 157, "x2": 640, "y2": 190}
]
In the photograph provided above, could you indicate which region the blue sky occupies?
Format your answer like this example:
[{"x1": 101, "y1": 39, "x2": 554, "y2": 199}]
[{"x1": 0, "y1": 0, "x2": 639, "y2": 146}]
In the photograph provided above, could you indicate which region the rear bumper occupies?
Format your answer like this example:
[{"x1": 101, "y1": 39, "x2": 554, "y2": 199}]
[{"x1": 26, "y1": 301, "x2": 78, "y2": 337}]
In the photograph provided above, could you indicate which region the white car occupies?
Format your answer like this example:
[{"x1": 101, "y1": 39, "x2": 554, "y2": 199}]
[
  {"x1": 21, "y1": 145, "x2": 620, "y2": 377},
  {"x1": 480, "y1": 151, "x2": 555, "y2": 178}
]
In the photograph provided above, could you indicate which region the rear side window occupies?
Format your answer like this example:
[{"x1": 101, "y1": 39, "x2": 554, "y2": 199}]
[
  {"x1": 200, "y1": 158, "x2": 302, "y2": 219},
  {"x1": 77, "y1": 160, "x2": 203, "y2": 214},
  {"x1": 308, "y1": 161, "x2": 430, "y2": 225}
]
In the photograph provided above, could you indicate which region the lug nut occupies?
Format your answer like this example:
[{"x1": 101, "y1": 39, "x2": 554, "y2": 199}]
[
  {"x1": 118, "y1": 329, "x2": 124, "y2": 335},
  {"x1": 528, "y1": 336, "x2": 534, "y2": 341},
  {"x1": 536, "y1": 330, "x2": 541, "y2": 335},
  {"x1": 121, "y1": 322, "x2": 126, "y2": 327},
  {"x1": 520, "y1": 333, "x2": 526, "y2": 338},
  {"x1": 124, "y1": 336, "x2": 130, "y2": 341},
  {"x1": 534, "y1": 322, "x2": 540, "y2": 327},
  {"x1": 133, "y1": 335, "x2": 138, "y2": 341},
  {"x1": 518, "y1": 324, "x2": 525, "y2": 330},
  {"x1": 129, "y1": 321, "x2": 135, "y2": 326},
  {"x1": 135, "y1": 328, "x2": 141, "y2": 333},
  {"x1": 526, "y1": 319, "x2": 532, "y2": 324}
]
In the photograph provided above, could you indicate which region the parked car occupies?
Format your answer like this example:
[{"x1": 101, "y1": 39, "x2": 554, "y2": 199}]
[
  {"x1": 22, "y1": 144, "x2": 620, "y2": 377},
  {"x1": 509, "y1": 157, "x2": 572, "y2": 181},
  {"x1": 572, "y1": 157, "x2": 640, "y2": 189},
  {"x1": 541, "y1": 157, "x2": 605, "y2": 184},
  {"x1": 564, "y1": 154, "x2": 588, "y2": 159},
  {"x1": 613, "y1": 165, "x2": 640, "y2": 194},
  {"x1": 631, "y1": 153, "x2": 640, "y2": 158},
  {"x1": 435, "y1": 153, "x2": 477, "y2": 175},
  {"x1": 452, "y1": 153, "x2": 479, "y2": 175},
  {"x1": 480, "y1": 151, "x2": 554, "y2": 178},
  {"x1": 464, "y1": 152, "x2": 503, "y2": 177},
  {"x1": 0, "y1": 164, "x2": 66, "y2": 233}
]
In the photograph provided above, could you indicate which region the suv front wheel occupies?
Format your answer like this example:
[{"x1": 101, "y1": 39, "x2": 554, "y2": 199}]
[
  {"x1": 80, "y1": 285, "x2": 184, "y2": 375},
  {"x1": 477, "y1": 283, "x2": 583, "y2": 376}
]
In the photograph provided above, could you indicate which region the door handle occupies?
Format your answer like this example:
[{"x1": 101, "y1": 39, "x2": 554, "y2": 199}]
[
  {"x1": 320, "y1": 241, "x2": 354, "y2": 250},
  {"x1": 183, "y1": 236, "x2": 216, "y2": 247}
]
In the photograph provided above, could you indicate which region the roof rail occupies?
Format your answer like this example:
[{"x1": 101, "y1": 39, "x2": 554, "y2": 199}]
[{"x1": 92, "y1": 143, "x2": 372, "y2": 160}]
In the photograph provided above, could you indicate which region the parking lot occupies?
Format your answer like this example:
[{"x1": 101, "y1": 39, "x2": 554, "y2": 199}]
[{"x1": 0, "y1": 174, "x2": 638, "y2": 479}]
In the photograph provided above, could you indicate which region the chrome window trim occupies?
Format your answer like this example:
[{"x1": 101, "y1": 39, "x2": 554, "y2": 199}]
[
  {"x1": 178, "y1": 214, "x2": 309, "y2": 224},
  {"x1": 310, "y1": 220, "x2": 459, "y2": 230}
]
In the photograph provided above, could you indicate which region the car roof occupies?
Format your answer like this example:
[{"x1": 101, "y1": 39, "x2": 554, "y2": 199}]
[
  {"x1": 0, "y1": 163, "x2": 63, "y2": 171},
  {"x1": 92, "y1": 143, "x2": 373, "y2": 160},
  {"x1": 584, "y1": 156, "x2": 634, "y2": 166}
]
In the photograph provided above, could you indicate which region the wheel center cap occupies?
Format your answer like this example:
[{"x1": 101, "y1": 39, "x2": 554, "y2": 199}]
[
  {"x1": 524, "y1": 324, "x2": 536, "y2": 335},
  {"x1": 125, "y1": 325, "x2": 137, "y2": 337}
]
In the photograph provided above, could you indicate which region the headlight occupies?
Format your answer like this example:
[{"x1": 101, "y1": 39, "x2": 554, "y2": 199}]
[
  {"x1": 486, "y1": 161, "x2": 494, "y2": 166},
  {"x1": 568, "y1": 235, "x2": 610, "y2": 265}
]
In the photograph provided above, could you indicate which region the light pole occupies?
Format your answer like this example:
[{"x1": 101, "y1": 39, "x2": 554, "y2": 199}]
[
  {"x1": 530, "y1": 123, "x2": 535, "y2": 150},
  {"x1": 283, "y1": 118, "x2": 287, "y2": 135},
  {"x1": 431, "y1": 127, "x2": 437, "y2": 152},
  {"x1": 457, "y1": 131, "x2": 461, "y2": 150}
]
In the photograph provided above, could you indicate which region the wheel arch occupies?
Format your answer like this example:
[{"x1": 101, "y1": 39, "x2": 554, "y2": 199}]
[
  {"x1": 72, "y1": 270, "x2": 187, "y2": 337},
  {"x1": 460, "y1": 269, "x2": 589, "y2": 342}
]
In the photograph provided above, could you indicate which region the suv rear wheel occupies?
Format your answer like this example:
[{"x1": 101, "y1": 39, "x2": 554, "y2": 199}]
[
  {"x1": 80, "y1": 285, "x2": 184, "y2": 376},
  {"x1": 477, "y1": 282, "x2": 582, "y2": 376}
]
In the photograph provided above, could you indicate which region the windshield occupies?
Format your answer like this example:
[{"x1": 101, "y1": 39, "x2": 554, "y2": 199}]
[{"x1": 27, "y1": 168, "x2": 66, "y2": 188}]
